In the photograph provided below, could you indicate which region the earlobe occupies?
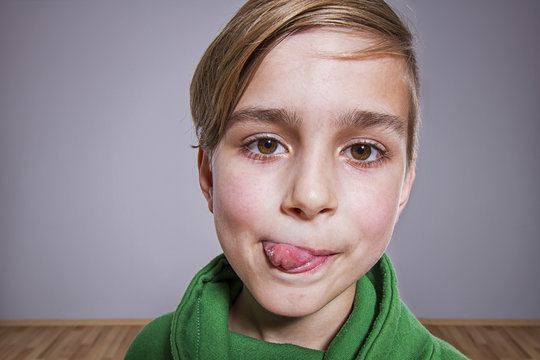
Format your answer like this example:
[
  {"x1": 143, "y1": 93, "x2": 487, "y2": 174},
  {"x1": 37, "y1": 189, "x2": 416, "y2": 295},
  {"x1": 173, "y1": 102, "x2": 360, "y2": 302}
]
[{"x1": 197, "y1": 148, "x2": 214, "y2": 213}]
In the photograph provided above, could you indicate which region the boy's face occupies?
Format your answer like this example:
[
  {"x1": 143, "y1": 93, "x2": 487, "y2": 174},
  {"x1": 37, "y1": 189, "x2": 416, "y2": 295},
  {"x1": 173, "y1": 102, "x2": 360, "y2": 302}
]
[{"x1": 199, "y1": 28, "x2": 415, "y2": 318}]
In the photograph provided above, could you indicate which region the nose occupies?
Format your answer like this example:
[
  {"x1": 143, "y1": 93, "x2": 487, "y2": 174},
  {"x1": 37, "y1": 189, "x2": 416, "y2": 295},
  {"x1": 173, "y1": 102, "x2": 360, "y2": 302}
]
[{"x1": 281, "y1": 154, "x2": 338, "y2": 220}]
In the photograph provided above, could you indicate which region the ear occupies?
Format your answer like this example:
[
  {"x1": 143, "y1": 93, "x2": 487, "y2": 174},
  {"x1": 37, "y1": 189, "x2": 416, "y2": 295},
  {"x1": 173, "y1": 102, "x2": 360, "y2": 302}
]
[
  {"x1": 198, "y1": 148, "x2": 214, "y2": 213},
  {"x1": 397, "y1": 160, "x2": 416, "y2": 217}
]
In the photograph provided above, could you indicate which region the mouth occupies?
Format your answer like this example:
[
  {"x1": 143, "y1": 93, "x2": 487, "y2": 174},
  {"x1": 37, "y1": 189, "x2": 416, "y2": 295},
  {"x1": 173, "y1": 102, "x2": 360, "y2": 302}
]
[{"x1": 262, "y1": 241, "x2": 335, "y2": 274}]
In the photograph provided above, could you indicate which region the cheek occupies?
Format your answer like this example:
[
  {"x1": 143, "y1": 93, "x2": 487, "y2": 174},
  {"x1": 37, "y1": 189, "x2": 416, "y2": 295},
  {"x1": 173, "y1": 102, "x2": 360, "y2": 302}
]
[
  {"x1": 212, "y1": 163, "x2": 276, "y2": 237},
  {"x1": 343, "y1": 175, "x2": 402, "y2": 243}
]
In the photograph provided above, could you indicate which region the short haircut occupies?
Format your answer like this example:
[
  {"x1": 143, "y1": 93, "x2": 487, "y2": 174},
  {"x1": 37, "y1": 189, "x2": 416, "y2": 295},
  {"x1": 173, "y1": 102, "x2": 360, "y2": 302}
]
[{"x1": 190, "y1": 0, "x2": 419, "y2": 167}]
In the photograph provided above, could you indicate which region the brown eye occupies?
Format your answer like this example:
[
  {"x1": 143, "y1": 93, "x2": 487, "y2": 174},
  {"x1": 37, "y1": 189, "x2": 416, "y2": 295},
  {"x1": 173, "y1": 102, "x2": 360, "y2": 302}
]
[
  {"x1": 257, "y1": 139, "x2": 278, "y2": 154},
  {"x1": 350, "y1": 144, "x2": 372, "y2": 160}
]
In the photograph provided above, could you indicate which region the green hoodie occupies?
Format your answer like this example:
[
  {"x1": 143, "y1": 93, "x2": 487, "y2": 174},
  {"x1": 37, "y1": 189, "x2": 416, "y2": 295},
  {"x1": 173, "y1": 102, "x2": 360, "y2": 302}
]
[{"x1": 125, "y1": 254, "x2": 468, "y2": 359}]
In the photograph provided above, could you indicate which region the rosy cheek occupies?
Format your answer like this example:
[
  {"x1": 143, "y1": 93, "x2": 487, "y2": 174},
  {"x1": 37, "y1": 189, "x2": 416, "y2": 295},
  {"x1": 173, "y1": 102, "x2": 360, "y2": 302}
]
[
  {"x1": 345, "y1": 182, "x2": 401, "y2": 240},
  {"x1": 213, "y1": 166, "x2": 271, "y2": 229}
]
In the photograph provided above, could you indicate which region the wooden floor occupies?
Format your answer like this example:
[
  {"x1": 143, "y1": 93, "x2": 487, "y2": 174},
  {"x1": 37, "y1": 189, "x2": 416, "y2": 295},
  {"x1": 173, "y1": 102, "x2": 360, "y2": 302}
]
[
  {"x1": 0, "y1": 322, "x2": 539, "y2": 359},
  {"x1": 0, "y1": 324, "x2": 144, "y2": 360},
  {"x1": 424, "y1": 324, "x2": 540, "y2": 360}
]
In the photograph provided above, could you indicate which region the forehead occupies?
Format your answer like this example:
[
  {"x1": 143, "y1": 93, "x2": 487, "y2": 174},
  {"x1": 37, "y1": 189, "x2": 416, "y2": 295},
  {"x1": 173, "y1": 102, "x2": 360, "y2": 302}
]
[{"x1": 233, "y1": 28, "x2": 410, "y2": 130}]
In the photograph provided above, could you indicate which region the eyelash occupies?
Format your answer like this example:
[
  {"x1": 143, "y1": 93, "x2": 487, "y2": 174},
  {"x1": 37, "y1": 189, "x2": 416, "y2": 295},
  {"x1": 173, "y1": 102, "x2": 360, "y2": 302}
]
[{"x1": 241, "y1": 135, "x2": 388, "y2": 168}]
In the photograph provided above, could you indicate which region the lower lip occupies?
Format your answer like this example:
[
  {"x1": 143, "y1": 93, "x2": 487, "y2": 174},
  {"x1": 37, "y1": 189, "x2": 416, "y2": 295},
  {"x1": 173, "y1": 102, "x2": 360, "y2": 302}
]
[
  {"x1": 263, "y1": 241, "x2": 334, "y2": 274},
  {"x1": 283, "y1": 255, "x2": 331, "y2": 274}
]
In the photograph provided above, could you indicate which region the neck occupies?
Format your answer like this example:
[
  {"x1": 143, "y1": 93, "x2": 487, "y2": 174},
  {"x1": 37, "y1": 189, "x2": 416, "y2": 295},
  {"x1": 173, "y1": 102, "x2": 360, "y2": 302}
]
[{"x1": 228, "y1": 285, "x2": 355, "y2": 351}]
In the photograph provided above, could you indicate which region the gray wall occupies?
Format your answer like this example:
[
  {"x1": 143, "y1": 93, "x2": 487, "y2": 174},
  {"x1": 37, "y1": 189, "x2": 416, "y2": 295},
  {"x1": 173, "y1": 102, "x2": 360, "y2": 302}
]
[{"x1": 1, "y1": 0, "x2": 538, "y2": 320}]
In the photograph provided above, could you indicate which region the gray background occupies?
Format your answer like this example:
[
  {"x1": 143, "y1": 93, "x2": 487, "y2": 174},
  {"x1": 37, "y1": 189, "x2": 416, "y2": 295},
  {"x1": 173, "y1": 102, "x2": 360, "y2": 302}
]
[{"x1": 1, "y1": 0, "x2": 539, "y2": 320}]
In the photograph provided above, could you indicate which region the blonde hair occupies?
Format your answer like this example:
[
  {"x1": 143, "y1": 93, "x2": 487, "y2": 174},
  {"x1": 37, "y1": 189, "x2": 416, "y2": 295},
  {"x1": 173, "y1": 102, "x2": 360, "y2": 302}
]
[{"x1": 190, "y1": 0, "x2": 419, "y2": 166}]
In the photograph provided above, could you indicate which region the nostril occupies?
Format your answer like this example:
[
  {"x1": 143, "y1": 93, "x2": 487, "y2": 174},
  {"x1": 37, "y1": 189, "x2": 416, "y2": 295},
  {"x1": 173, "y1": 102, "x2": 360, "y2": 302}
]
[
  {"x1": 292, "y1": 208, "x2": 303, "y2": 217},
  {"x1": 319, "y1": 207, "x2": 332, "y2": 214},
  {"x1": 289, "y1": 205, "x2": 333, "y2": 219}
]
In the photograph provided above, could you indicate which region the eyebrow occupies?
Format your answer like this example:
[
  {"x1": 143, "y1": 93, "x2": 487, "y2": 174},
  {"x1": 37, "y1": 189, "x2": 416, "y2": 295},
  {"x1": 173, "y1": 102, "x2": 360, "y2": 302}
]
[
  {"x1": 337, "y1": 109, "x2": 406, "y2": 137},
  {"x1": 228, "y1": 107, "x2": 302, "y2": 128},
  {"x1": 228, "y1": 107, "x2": 405, "y2": 137}
]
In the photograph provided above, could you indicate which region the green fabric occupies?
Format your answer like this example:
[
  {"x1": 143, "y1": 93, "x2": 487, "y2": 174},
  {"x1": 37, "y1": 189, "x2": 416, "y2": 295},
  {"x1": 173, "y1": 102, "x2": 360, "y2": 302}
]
[
  {"x1": 125, "y1": 254, "x2": 468, "y2": 359},
  {"x1": 124, "y1": 312, "x2": 174, "y2": 360}
]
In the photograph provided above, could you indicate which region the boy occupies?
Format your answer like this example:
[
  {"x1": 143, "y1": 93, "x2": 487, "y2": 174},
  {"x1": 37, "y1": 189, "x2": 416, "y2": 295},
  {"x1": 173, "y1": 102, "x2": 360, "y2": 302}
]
[{"x1": 126, "y1": 0, "x2": 468, "y2": 358}]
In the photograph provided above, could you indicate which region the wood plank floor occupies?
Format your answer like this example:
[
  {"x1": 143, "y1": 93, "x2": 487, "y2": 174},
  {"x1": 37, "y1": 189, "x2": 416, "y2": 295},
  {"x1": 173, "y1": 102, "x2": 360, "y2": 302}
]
[
  {"x1": 0, "y1": 325, "x2": 144, "y2": 360},
  {"x1": 424, "y1": 324, "x2": 540, "y2": 360},
  {"x1": 1, "y1": 322, "x2": 539, "y2": 359}
]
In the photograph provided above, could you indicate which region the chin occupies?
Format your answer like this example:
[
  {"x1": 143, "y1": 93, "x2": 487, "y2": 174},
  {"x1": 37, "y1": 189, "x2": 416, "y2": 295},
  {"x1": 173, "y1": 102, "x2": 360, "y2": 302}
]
[
  {"x1": 251, "y1": 284, "x2": 342, "y2": 319},
  {"x1": 262, "y1": 298, "x2": 323, "y2": 318}
]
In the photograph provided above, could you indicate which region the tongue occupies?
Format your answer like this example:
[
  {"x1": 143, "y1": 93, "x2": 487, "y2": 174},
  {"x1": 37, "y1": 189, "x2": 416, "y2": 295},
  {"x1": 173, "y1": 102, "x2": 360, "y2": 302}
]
[{"x1": 263, "y1": 242, "x2": 315, "y2": 270}]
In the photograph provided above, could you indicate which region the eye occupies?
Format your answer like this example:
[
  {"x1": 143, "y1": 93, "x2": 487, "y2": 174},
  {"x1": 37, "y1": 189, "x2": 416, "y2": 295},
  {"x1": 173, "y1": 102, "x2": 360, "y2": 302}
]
[
  {"x1": 245, "y1": 137, "x2": 287, "y2": 156},
  {"x1": 258, "y1": 139, "x2": 278, "y2": 154},
  {"x1": 350, "y1": 144, "x2": 373, "y2": 160},
  {"x1": 342, "y1": 142, "x2": 384, "y2": 163}
]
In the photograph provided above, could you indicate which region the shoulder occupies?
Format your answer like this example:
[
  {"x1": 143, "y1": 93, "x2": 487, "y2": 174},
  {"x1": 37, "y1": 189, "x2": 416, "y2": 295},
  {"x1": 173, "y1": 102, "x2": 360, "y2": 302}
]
[
  {"x1": 124, "y1": 312, "x2": 175, "y2": 360},
  {"x1": 372, "y1": 256, "x2": 469, "y2": 359},
  {"x1": 391, "y1": 303, "x2": 469, "y2": 359},
  {"x1": 392, "y1": 302, "x2": 469, "y2": 359}
]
